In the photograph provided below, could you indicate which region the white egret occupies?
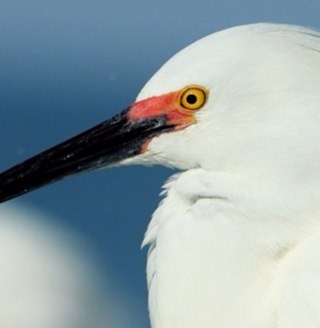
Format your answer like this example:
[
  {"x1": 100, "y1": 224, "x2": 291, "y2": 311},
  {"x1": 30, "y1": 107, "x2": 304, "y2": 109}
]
[{"x1": 1, "y1": 23, "x2": 320, "y2": 327}]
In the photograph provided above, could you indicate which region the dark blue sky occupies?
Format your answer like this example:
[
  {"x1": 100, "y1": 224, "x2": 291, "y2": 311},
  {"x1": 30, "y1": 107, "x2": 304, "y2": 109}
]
[{"x1": 1, "y1": 1, "x2": 320, "y2": 326}]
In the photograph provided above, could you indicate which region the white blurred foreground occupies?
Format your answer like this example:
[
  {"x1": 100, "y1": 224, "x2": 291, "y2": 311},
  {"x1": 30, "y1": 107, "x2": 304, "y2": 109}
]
[{"x1": 0, "y1": 204, "x2": 135, "y2": 328}]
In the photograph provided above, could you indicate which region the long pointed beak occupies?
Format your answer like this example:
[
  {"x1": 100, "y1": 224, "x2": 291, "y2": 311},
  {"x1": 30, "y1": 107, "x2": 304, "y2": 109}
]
[{"x1": 0, "y1": 107, "x2": 174, "y2": 203}]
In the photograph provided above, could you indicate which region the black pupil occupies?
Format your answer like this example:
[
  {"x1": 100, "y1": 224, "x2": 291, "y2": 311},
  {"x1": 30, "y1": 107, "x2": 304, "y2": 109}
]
[{"x1": 186, "y1": 94, "x2": 198, "y2": 105}]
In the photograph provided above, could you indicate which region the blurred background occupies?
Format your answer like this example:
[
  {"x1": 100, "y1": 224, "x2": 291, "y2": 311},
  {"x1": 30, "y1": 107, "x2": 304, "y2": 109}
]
[{"x1": 0, "y1": 0, "x2": 319, "y2": 327}]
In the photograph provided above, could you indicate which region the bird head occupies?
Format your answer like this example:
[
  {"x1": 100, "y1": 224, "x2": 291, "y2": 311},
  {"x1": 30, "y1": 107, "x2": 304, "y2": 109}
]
[
  {"x1": 2, "y1": 23, "x2": 320, "y2": 202},
  {"x1": 133, "y1": 23, "x2": 320, "y2": 180}
]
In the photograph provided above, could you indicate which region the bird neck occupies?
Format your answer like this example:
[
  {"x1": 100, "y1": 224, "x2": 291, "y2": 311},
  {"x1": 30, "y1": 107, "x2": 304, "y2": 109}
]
[{"x1": 144, "y1": 170, "x2": 320, "y2": 328}]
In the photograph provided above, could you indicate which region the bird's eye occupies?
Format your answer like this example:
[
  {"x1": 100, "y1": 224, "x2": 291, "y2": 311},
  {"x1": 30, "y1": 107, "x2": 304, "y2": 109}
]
[{"x1": 179, "y1": 85, "x2": 208, "y2": 111}]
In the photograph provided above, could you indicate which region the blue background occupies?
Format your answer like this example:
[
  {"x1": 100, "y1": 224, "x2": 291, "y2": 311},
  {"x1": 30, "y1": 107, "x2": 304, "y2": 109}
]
[{"x1": 1, "y1": 1, "x2": 320, "y2": 326}]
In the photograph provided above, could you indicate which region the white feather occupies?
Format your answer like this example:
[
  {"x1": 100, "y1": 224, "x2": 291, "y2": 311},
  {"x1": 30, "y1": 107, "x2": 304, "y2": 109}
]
[{"x1": 138, "y1": 23, "x2": 320, "y2": 327}]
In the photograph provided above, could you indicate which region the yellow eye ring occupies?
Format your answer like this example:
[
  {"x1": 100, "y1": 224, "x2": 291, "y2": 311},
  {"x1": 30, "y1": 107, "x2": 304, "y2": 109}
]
[{"x1": 179, "y1": 85, "x2": 208, "y2": 111}]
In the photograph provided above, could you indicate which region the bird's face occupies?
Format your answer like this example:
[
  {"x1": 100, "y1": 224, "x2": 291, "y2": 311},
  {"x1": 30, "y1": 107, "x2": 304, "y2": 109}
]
[
  {"x1": 122, "y1": 83, "x2": 209, "y2": 169},
  {"x1": 2, "y1": 23, "x2": 320, "y2": 202},
  {"x1": 132, "y1": 23, "x2": 320, "y2": 181}
]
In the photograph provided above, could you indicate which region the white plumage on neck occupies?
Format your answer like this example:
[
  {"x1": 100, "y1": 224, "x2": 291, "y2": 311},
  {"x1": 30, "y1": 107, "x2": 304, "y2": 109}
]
[{"x1": 143, "y1": 167, "x2": 320, "y2": 327}]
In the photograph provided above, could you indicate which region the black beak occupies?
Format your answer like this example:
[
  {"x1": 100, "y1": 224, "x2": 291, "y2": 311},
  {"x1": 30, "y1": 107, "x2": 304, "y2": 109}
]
[{"x1": 0, "y1": 108, "x2": 173, "y2": 203}]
